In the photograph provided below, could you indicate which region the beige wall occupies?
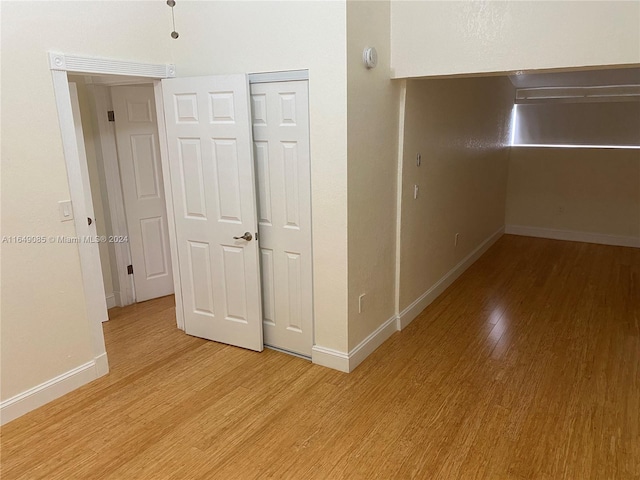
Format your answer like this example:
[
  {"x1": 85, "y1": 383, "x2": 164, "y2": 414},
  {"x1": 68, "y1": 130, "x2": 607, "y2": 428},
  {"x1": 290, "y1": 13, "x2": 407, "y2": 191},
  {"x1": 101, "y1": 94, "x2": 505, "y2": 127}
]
[
  {"x1": 506, "y1": 147, "x2": 640, "y2": 239},
  {"x1": 1, "y1": 0, "x2": 348, "y2": 403},
  {"x1": 399, "y1": 76, "x2": 514, "y2": 310},
  {"x1": 1, "y1": 1, "x2": 172, "y2": 401},
  {"x1": 391, "y1": 1, "x2": 640, "y2": 78},
  {"x1": 346, "y1": 0, "x2": 399, "y2": 350}
]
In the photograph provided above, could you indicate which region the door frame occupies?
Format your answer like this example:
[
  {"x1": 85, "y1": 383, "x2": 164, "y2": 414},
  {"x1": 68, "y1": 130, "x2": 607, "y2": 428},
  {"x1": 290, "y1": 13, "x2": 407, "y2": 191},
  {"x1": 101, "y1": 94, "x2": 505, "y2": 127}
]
[
  {"x1": 86, "y1": 82, "x2": 135, "y2": 307},
  {"x1": 49, "y1": 52, "x2": 181, "y2": 372}
]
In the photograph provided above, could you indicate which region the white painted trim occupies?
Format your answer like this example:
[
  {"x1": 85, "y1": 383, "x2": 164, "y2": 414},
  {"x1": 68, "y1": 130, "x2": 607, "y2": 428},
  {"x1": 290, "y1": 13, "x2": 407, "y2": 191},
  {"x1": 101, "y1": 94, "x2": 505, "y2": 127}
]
[
  {"x1": 94, "y1": 352, "x2": 109, "y2": 377},
  {"x1": 348, "y1": 314, "x2": 398, "y2": 372},
  {"x1": 311, "y1": 345, "x2": 350, "y2": 373},
  {"x1": 399, "y1": 227, "x2": 505, "y2": 330},
  {"x1": 105, "y1": 294, "x2": 116, "y2": 309},
  {"x1": 394, "y1": 80, "x2": 407, "y2": 319},
  {"x1": 154, "y1": 81, "x2": 185, "y2": 330},
  {"x1": 49, "y1": 52, "x2": 175, "y2": 78},
  {"x1": 55, "y1": 74, "x2": 109, "y2": 366},
  {"x1": 113, "y1": 290, "x2": 123, "y2": 308},
  {"x1": 505, "y1": 225, "x2": 640, "y2": 248},
  {"x1": 87, "y1": 84, "x2": 135, "y2": 306},
  {"x1": 0, "y1": 359, "x2": 103, "y2": 426},
  {"x1": 312, "y1": 314, "x2": 399, "y2": 373},
  {"x1": 248, "y1": 69, "x2": 309, "y2": 84}
]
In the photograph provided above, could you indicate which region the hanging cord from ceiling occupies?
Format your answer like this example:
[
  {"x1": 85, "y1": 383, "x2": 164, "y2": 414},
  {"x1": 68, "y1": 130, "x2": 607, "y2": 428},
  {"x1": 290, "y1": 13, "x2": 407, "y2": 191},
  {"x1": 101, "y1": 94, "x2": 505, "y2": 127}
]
[{"x1": 167, "y1": 0, "x2": 179, "y2": 39}]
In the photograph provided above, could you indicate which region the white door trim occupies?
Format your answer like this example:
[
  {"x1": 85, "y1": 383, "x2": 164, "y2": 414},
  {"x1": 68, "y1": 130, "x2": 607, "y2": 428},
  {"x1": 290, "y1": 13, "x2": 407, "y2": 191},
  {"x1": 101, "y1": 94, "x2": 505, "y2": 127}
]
[
  {"x1": 394, "y1": 80, "x2": 407, "y2": 329},
  {"x1": 50, "y1": 53, "x2": 178, "y2": 367},
  {"x1": 153, "y1": 83, "x2": 185, "y2": 330},
  {"x1": 87, "y1": 84, "x2": 135, "y2": 306},
  {"x1": 248, "y1": 69, "x2": 309, "y2": 84},
  {"x1": 49, "y1": 52, "x2": 175, "y2": 78}
]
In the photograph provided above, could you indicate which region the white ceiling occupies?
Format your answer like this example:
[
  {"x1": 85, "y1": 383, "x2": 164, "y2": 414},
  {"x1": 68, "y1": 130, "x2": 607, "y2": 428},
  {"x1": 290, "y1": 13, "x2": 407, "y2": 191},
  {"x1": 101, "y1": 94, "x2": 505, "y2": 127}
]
[{"x1": 509, "y1": 67, "x2": 640, "y2": 89}]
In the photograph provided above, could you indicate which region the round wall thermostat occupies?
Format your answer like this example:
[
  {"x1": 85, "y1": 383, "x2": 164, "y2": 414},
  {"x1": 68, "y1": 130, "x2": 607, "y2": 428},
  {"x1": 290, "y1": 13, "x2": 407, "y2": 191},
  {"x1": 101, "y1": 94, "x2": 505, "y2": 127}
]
[{"x1": 363, "y1": 47, "x2": 378, "y2": 69}]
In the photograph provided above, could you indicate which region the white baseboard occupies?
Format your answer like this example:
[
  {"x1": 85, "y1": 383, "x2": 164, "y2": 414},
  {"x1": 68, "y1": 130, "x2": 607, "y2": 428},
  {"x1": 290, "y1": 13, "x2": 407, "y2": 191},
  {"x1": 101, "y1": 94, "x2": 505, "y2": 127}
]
[
  {"x1": 105, "y1": 294, "x2": 116, "y2": 309},
  {"x1": 348, "y1": 314, "x2": 398, "y2": 372},
  {"x1": 94, "y1": 352, "x2": 110, "y2": 377},
  {"x1": 113, "y1": 290, "x2": 126, "y2": 308},
  {"x1": 312, "y1": 313, "x2": 399, "y2": 373},
  {"x1": 398, "y1": 226, "x2": 505, "y2": 331},
  {"x1": 312, "y1": 345, "x2": 350, "y2": 373},
  {"x1": 505, "y1": 225, "x2": 640, "y2": 248},
  {"x1": 0, "y1": 356, "x2": 108, "y2": 425}
]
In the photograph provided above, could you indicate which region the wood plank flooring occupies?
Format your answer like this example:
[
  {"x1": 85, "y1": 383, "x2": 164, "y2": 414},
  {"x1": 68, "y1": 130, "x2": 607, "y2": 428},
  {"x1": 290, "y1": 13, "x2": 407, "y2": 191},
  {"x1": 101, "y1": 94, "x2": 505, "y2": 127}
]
[{"x1": 1, "y1": 235, "x2": 639, "y2": 479}]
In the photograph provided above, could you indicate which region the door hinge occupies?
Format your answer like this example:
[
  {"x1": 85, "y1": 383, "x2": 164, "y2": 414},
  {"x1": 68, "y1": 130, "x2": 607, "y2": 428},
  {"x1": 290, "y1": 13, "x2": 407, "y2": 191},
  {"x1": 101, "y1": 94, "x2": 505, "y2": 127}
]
[
  {"x1": 107, "y1": 110, "x2": 115, "y2": 122},
  {"x1": 127, "y1": 264, "x2": 133, "y2": 275}
]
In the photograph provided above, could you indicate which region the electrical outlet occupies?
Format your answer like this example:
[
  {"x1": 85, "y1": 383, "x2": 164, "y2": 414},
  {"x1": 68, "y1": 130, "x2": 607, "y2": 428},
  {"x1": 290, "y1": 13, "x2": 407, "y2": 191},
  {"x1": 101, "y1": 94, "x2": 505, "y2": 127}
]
[
  {"x1": 455, "y1": 233, "x2": 459, "y2": 246},
  {"x1": 358, "y1": 293, "x2": 366, "y2": 313}
]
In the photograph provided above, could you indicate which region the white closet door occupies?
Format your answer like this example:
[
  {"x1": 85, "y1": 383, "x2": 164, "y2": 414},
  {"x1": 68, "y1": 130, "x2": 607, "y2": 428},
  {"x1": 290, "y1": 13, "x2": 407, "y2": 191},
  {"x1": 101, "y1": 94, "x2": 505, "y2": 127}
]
[
  {"x1": 162, "y1": 75, "x2": 263, "y2": 351},
  {"x1": 112, "y1": 85, "x2": 174, "y2": 302},
  {"x1": 251, "y1": 80, "x2": 313, "y2": 356}
]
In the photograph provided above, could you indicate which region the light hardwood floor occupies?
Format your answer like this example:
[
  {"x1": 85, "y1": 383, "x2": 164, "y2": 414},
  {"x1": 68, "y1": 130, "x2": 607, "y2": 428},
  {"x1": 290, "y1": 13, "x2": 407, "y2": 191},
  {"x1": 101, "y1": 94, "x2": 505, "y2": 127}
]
[{"x1": 2, "y1": 235, "x2": 639, "y2": 479}]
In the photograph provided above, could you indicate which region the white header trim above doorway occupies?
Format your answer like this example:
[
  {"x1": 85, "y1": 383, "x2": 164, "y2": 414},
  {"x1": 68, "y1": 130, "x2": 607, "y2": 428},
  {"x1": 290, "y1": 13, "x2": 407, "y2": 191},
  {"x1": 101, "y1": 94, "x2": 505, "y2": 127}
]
[{"x1": 49, "y1": 52, "x2": 176, "y2": 78}]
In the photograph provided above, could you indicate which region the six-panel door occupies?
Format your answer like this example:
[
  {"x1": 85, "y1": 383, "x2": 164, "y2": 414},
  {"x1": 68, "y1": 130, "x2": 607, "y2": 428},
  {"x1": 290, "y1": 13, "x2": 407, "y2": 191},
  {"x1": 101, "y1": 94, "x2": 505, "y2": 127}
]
[
  {"x1": 112, "y1": 85, "x2": 175, "y2": 302},
  {"x1": 251, "y1": 81, "x2": 313, "y2": 357},
  {"x1": 161, "y1": 75, "x2": 263, "y2": 351}
]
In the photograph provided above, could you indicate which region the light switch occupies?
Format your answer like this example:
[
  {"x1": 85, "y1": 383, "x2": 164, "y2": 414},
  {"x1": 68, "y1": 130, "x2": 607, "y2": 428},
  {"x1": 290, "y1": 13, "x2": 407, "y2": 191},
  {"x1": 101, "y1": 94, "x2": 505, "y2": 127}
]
[
  {"x1": 358, "y1": 293, "x2": 366, "y2": 313},
  {"x1": 58, "y1": 200, "x2": 74, "y2": 222}
]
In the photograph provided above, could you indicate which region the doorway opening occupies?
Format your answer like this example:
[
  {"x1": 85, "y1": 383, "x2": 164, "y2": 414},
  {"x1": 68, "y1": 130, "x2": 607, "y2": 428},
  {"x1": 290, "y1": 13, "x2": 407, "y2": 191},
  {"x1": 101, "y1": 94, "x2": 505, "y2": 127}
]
[{"x1": 69, "y1": 75, "x2": 175, "y2": 317}]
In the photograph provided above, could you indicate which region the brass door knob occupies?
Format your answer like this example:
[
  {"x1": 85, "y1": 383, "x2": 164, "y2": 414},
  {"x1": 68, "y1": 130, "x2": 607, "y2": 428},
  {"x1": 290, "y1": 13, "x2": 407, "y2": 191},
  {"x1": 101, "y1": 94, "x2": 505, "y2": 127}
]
[{"x1": 233, "y1": 232, "x2": 253, "y2": 241}]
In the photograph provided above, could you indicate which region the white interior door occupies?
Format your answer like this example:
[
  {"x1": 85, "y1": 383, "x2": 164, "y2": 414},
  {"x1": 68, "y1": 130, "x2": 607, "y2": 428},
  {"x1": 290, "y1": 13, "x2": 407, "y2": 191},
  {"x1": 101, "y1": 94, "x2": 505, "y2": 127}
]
[
  {"x1": 250, "y1": 80, "x2": 313, "y2": 356},
  {"x1": 69, "y1": 82, "x2": 109, "y2": 323},
  {"x1": 162, "y1": 74, "x2": 263, "y2": 351},
  {"x1": 112, "y1": 85, "x2": 175, "y2": 303}
]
